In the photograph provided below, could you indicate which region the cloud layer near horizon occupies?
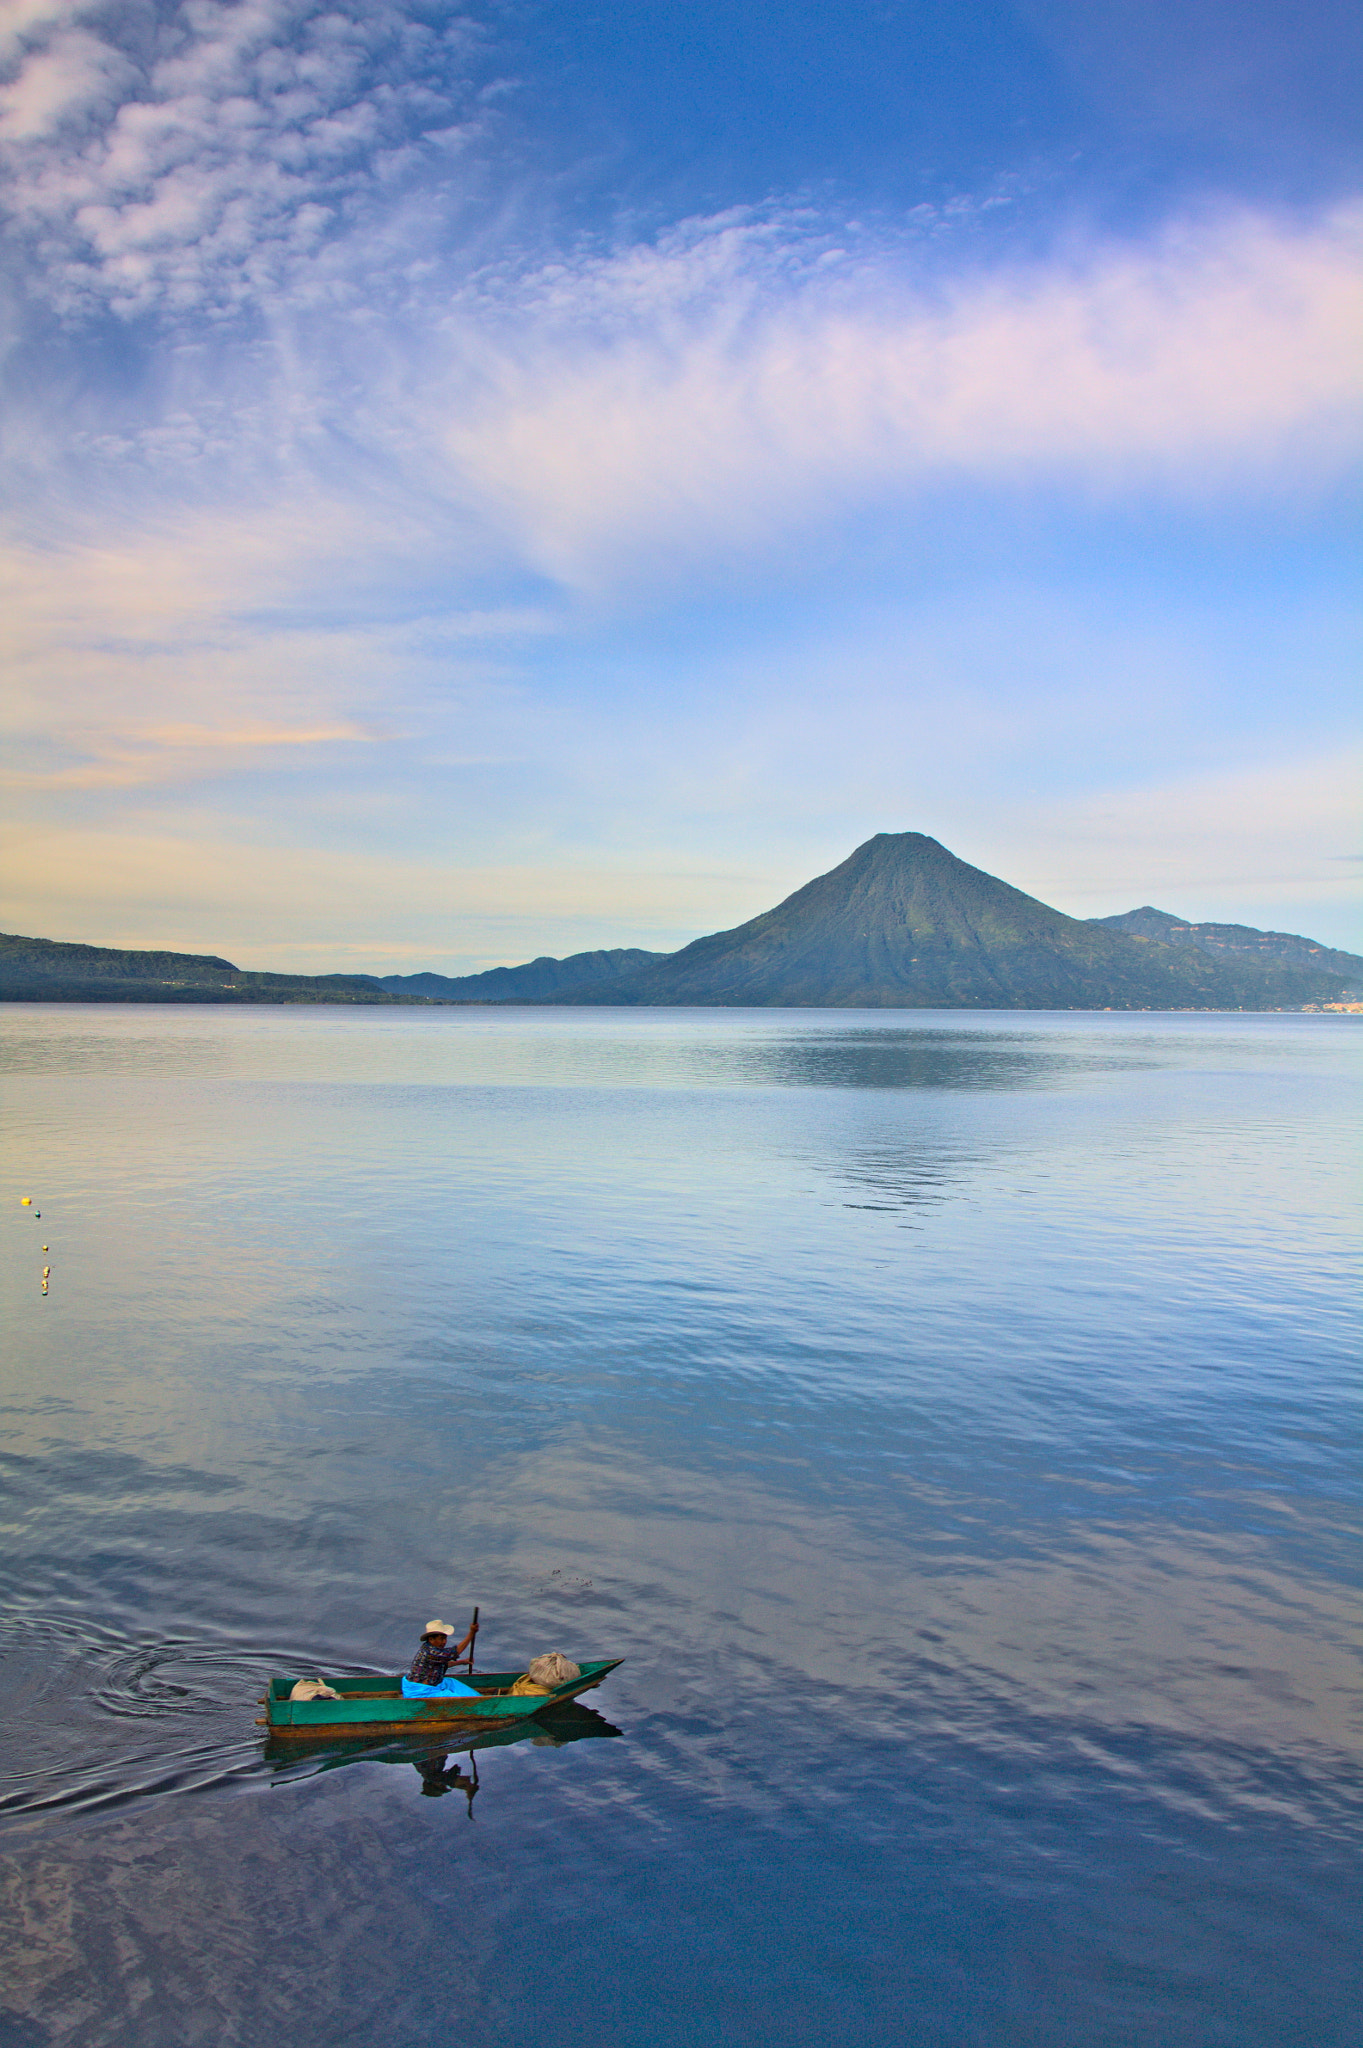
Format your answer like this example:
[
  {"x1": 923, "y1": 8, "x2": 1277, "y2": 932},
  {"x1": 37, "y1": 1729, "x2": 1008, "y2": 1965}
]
[{"x1": 4, "y1": 741, "x2": 1357, "y2": 968}]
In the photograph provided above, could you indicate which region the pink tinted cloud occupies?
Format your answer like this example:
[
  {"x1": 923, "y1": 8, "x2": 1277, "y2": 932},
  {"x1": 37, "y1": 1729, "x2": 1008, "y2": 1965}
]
[{"x1": 439, "y1": 204, "x2": 1363, "y2": 584}]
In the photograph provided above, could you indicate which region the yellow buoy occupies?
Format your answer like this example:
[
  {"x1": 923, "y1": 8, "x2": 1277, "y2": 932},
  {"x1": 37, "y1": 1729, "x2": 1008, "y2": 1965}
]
[
  {"x1": 20, "y1": 1197, "x2": 32, "y2": 1207},
  {"x1": 42, "y1": 1267, "x2": 50, "y2": 1278}
]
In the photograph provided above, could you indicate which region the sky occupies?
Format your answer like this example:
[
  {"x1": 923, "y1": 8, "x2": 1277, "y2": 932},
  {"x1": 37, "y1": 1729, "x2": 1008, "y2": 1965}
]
[{"x1": 1, "y1": 0, "x2": 1360, "y2": 972}]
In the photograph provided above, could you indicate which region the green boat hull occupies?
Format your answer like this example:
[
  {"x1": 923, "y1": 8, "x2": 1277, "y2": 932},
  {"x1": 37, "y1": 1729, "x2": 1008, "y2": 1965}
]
[{"x1": 263, "y1": 1660, "x2": 622, "y2": 1737}]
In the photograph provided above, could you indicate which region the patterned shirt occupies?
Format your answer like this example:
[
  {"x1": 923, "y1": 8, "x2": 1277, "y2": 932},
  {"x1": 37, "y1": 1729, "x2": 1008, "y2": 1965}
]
[{"x1": 407, "y1": 1640, "x2": 458, "y2": 1686}]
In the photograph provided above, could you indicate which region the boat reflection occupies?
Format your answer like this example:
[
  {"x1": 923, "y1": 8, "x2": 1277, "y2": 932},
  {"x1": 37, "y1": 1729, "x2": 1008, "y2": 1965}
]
[
  {"x1": 414, "y1": 1752, "x2": 480, "y2": 1807},
  {"x1": 261, "y1": 1698, "x2": 622, "y2": 1801}
]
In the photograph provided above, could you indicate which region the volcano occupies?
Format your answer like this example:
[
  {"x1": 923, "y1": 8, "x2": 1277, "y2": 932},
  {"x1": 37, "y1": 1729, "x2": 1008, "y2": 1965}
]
[{"x1": 567, "y1": 834, "x2": 1346, "y2": 1009}]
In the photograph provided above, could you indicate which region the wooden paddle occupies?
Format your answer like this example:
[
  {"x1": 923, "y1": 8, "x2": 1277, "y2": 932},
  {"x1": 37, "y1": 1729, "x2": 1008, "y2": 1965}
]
[{"x1": 463, "y1": 1605, "x2": 480, "y2": 1673}]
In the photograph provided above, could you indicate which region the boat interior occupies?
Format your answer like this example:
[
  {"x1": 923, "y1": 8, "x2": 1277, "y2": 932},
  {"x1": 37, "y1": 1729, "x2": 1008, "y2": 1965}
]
[
  {"x1": 269, "y1": 1673, "x2": 528, "y2": 1702},
  {"x1": 267, "y1": 1662, "x2": 620, "y2": 1706}
]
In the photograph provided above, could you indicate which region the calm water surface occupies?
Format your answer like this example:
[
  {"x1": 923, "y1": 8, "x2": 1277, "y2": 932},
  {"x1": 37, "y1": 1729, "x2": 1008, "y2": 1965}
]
[{"x1": 0, "y1": 1006, "x2": 1358, "y2": 2046}]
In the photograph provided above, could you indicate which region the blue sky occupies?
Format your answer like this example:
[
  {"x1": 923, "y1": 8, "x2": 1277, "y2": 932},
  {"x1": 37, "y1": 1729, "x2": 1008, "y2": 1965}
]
[{"x1": 2, "y1": 0, "x2": 1359, "y2": 969}]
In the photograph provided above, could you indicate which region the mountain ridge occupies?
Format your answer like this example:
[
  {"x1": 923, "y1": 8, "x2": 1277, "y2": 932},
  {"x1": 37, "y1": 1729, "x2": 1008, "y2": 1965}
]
[
  {"x1": 0, "y1": 932, "x2": 403, "y2": 1005},
  {"x1": 375, "y1": 948, "x2": 667, "y2": 1002},
  {"x1": 1092, "y1": 907, "x2": 1363, "y2": 984},
  {"x1": 2, "y1": 836, "x2": 1355, "y2": 1009}
]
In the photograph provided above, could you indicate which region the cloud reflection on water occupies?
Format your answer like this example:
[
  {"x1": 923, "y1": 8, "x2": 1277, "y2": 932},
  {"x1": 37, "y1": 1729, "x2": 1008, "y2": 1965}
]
[{"x1": 0, "y1": 1008, "x2": 1357, "y2": 2045}]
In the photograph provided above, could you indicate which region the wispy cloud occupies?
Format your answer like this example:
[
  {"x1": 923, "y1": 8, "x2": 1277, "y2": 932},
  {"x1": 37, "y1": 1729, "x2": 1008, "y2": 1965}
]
[
  {"x1": 142, "y1": 719, "x2": 374, "y2": 747},
  {"x1": 0, "y1": 719, "x2": 380, "y2": 790},
  {"x1": 3, "y1": 743, "x2": 1355, "y2": 965},
  {"x1": 1001, "y1": 745, "x2": 1363, "y2": 920},
  {"x1": 0, "y1": 819, "x2": 760, "y2": 965}
]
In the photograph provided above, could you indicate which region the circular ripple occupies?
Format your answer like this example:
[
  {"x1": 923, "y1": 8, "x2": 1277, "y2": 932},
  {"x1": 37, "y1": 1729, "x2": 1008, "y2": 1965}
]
[{"x1": 93, "y1": 1639, "x2": 267, "y2": 1720}]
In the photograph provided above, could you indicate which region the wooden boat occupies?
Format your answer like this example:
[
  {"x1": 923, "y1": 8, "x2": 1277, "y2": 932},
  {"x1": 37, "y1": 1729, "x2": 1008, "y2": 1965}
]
[{"x1": 259, "y1": 1660, "x2": 622, "y2": 1739}]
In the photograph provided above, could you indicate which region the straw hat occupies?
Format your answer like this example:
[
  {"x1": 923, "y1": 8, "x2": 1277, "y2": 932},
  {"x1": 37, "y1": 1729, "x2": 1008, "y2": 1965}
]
[{"x1": 424, "y1": 1618, "x2": 457, "y2": 1637}]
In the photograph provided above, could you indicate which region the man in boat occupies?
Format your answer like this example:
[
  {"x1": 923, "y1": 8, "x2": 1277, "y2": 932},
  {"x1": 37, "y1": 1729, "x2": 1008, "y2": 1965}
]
[{"x1": 402, "y1": 1618, "x2": 480, "y2": 1699}]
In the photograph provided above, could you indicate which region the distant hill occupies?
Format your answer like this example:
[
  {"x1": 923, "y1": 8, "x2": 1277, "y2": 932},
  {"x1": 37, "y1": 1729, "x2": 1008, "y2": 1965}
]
[
  {"x1": 1092, "y1": 907, "x2": 1363, "y2": 987},
  {"x1": 556, "y1": 835, "x2": 1353, "y2": 1010},
  {"x1": 0, "y1": 933, "x2": 404, "y2": 1005},
  {"x1": 377, "y1": 948, "x2": 667, "y2": 1001},
  {"x1": 0, "y1": 932, "x2": 667, "y2": 1005}
]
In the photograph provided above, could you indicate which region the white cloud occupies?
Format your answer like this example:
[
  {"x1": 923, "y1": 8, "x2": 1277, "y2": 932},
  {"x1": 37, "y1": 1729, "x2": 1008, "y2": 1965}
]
[
  {"x1": 0, "y1": 26, "x2": 133, "y2": 138},
  {"x1": 0, "y1": 2, "x2": 88, "y2": 68},
  {"x1": 0, "y1": 0, "x2": 479, "y2": 315}
]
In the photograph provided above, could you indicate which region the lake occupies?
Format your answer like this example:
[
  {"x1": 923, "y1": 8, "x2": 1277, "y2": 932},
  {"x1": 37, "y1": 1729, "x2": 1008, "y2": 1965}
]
[{"x1": 0, "y1": 1005, "x2": 1358, "y2": 2047}]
